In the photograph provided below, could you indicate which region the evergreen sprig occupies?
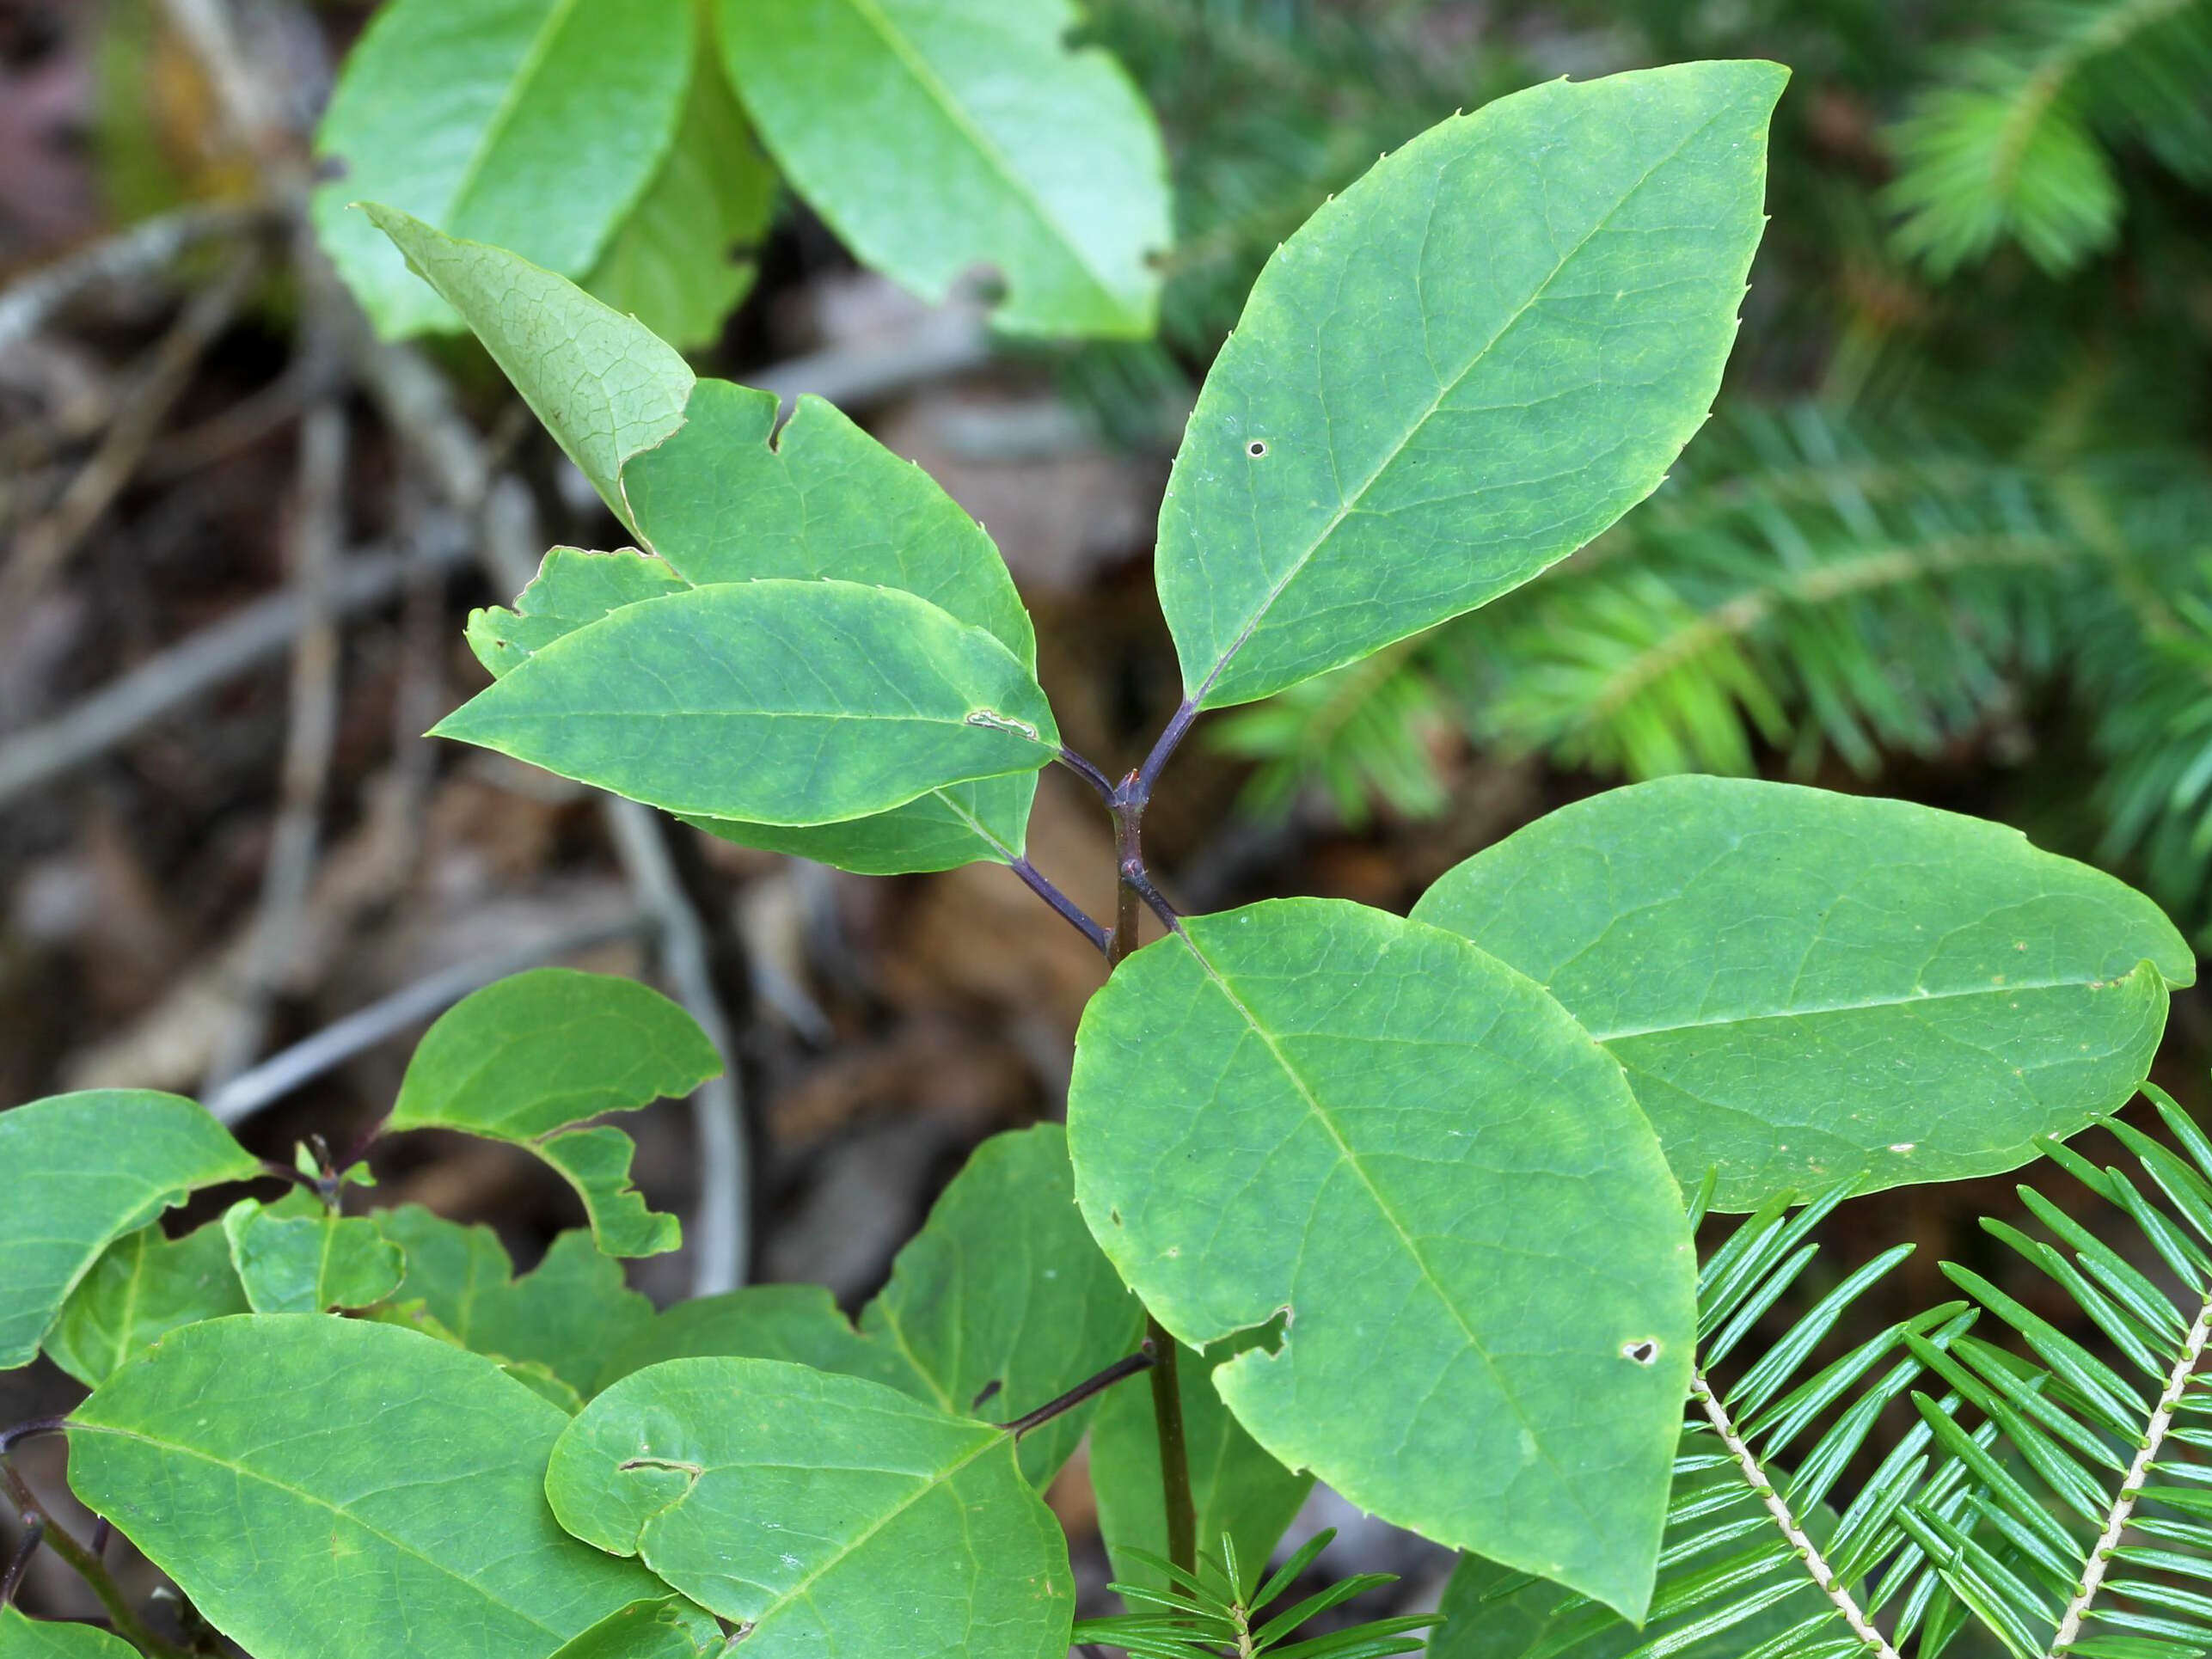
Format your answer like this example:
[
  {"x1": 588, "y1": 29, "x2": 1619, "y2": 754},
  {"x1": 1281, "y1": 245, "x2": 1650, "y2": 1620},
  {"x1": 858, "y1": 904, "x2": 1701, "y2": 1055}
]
[{"x1": 1075, "y1": 1530, "x2": 1440, "y2": 1659}]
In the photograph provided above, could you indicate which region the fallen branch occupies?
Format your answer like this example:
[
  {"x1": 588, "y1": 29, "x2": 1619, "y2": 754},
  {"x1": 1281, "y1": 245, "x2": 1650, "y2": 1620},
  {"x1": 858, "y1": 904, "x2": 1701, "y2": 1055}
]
[
  {"x1": 202, "y1": 400, "x2": 349, "y2": 1091},
  {"x1": 0, "y1": 517, "x2": 471, "y2": 811},
  {"x1": 2, "y1": 248, "x2": 264, "y2": 621},
  {"x1": 201, "y1": 903, "x2": 652, "y2": 1126},
  {"x1": 0, "y1": 201, "x2": 272, "y2": 355}
]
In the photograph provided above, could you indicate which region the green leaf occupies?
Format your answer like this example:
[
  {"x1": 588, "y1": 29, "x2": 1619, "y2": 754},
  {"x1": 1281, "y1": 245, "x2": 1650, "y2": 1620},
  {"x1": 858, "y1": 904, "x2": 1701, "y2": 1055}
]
[
  {"x1": 460, "y1": 1229, "x2": 654, "y2": 1397},
  {"x1": 582, "y1": 41, "x2": 778, "y2": 351},
  {"x1": 600, "y1": 1281, "x2": 919, "y2": 1393},
  {"x1": 599, "y1": 1125, "x2": 1139, "y2": 1485},
  {"x1": 431, "y1": 579, "x2": 1059, "y2": 825},
  {"x1": 360, "y1": 205, "x2": 694, "y2": 528},
  {"x1": 538, "y1": 1129, "x2": 683, "y2": 1258},
  {"x1": 0, "y1": 1607, "x2": 138, "y2": 1658},
  {"x1": 467, "y1": 548, "x2": 689, "y2": 679},
  {"x1": 858, "y1": 1122, "x2": 1143, "y2": 1485},
  {"x1": 0, "y1": 1090, "x2": 258, "y2": 1369},
  {"x1": 66, "y1": 1315, "x2": 669, "y2": 1659},
  {"x1": 547, "y1": 1599, "x2": 725, "y2": 1659},
  {"x1": 384, "y1": 969, "x2": 720, "y2": 1258},
  {"x1": 1412, "y1": 777, "x2": 2196, "y2": 1210},
  {"x1": 374, "y1": 1208, "x2": 654, "y2": 1397},
  {"x1": 219, "y1": 1197, "x2": 403, "y2": 1313},
  {"x1": 714, "y1": 0, "x2": 1167, "y2": 338},
  {"x1": 625, "y1": 382, "x2": 1034, "y2": 658},
  {"x1": 1155, "y1": 61, "x2": 1786, "y2": 712},
  {"x1": 545, "y1": 1356, "x2": 1074, "y2": 1656},
  {"x1": 623, "y1": 377, "x2": 1039, "y2": 871},
  {"x1": 681, "y1": 774, "x2": 1033, "y2": 875},
  {"x1": 390, "y1": 968, "x2": 717, "y2": 1139},
  {"x1": 1089, "y1": 1337, "x2": 1314, "y2": 1597},
  {"x1": 42, "y1": 1218, "x2": 248, "y2": 1387},
  {"x1": 314, "y1": 0, "x2": 693, "y2": 338},
  {"x1": 1066, "y1": 898, "x2": 1695, "y2": 1620}
]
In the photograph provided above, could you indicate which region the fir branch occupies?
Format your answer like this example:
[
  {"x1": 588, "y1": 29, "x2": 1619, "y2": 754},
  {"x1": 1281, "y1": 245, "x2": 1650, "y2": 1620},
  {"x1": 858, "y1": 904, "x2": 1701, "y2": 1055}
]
[
  {"x1": 2050, "y1": 1289, "x2": 2212, "y2": 1651},
  {"x1": 1691, "y1": 1373, "x2": 1903, "y2": 1659}
]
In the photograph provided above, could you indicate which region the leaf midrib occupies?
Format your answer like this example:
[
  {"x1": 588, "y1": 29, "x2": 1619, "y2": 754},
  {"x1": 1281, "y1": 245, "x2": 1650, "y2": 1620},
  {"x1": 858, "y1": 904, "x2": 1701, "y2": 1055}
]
[
  {"x1": 1173, "y1": 930, "x2": 1606, "y2": 1537},
  {"x1": 692, "y1": 1430, "x2": 1002, "y2": 1628},
  {"x1": 1590, "y1": 970, "x2": 2153, "y2": 1044},
  {"x1": 1189, "y1": 93, "x2": 1742, "y2": 703},
  {"x1": 441, "y1": 0, "x2": 588, "y2": 237},
  {"x1": 67, "y1": 1423, "x2": 574, "y2": 1640},
  {"x1": 830, "y1": 0, "x2": 1127, "y2": 320}
]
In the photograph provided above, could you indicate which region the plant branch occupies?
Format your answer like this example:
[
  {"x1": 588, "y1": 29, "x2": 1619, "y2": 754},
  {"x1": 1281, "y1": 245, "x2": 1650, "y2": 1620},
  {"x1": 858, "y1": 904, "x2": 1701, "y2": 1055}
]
[
  {"x1": 1691, "y1": 1374, "x2": 1899, "y2": 1658},
  {"x1": 2049, "y1": 1289, "x2": 2212, "y2": 1653},
  {"x1": 1009, "y1": 858, "x2": 1110, "y2": 955},
  {"x1": 0, "y1": 1459, "x2": 191, "y2": 1659},
  {"x1": 1057, "y1": 747, "x2": 1119, "y2": 805},
  {"x1": 1004, "y1": 1348, "x2": 1157, "y2": 1438},
  {"x1": 1, "y1": 1513, "x2": 43, "y2": 1606},
  {"x1": 1134, "y1": 697, "x2": 1202, "y2": 805},
  {"x1": 1143, "y1": 1322, "x2": 1196, "y2": 1573},
  {"x1": 1102, "y1": 781, "x2": 1199, "y2": 1572}
]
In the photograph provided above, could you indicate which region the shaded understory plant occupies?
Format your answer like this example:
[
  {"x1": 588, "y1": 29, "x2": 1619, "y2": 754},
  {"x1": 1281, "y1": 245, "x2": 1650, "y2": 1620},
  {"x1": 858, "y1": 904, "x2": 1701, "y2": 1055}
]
[{"x1": 3, "y1": 48, "x2": 2208, "y2": 1659}]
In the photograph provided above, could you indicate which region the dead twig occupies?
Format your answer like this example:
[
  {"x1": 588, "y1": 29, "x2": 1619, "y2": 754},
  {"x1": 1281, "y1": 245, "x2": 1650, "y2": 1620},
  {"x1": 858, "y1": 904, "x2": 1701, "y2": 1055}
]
[
  {"x1": 0, "y1": 517, "x2": 470, "y2": 810},
  {"x1": 201, "y1": 400, "x2": 349, "y2": 1091},
  {"x1": 0, "y1": 201, "x2": 272, "y2": 354},
  {"x1": 2, "y1": 248, "x2": 263, "y2": 622},
  {"x1": 201, "y1": 904, "x2": 653, "y2": 1126}
]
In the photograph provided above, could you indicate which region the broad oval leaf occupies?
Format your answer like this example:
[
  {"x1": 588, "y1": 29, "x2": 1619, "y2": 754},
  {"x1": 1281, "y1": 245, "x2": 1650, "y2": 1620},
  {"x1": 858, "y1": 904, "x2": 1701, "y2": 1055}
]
[
  {"x1": 581, "y1": 40, "x2": 778, "y2": 352},
  {"x1": 221, "y1": 1197, "x2": 404, "y2": 1313},
  {"x1": 363, "y1": 206, "x2": 694, "y2": 528},
  {"x1": 384, "y1": 969, "x2": 721, "y2": 1258},
  {"x1": 316, "y1": 0, "x2": 693, "y2": 338},
  {"x1": 715, "y1": 0, "x2": 1168, "y2": 338},
  {"x1": 600, "y1": 1124, "x2": 1139, "y2": 1484},
  {"x1": 1066, "y1": 898, "x2": 1695, "y2": 1619},
  {"x1": 66, "y1": 1315, "x2": 668, "y2": 1659},
  {"x1": 546, "y1": 1357, "x2": 1074, "y2": 1657},
  {"x1": 625, "y1": 381, "x2": 1033, "y2": 659},
  {"x1": 1155, "y1": 61, "x2": 1786, "y2": 711},
  {"x1": 0, "y1": 1091, "x2": 257, "y2": 1369},
  {"x1": 0, "y1": 1607, "x2": 138, "y2": 1657},
  {"x1": 432, "y1": 579, "x2": 1060, "y2": 825},
  {"x1": 1412, "y1": 777, "x2": 2197, "y2": 1210},
  {"x1": 390, "y1": 969, "x2": 717, "y2": 1140},
  {"x1": 1089, "y1": 1336, "x2": 1313, "y2": 1597},
  {"x1": 43, "y1": 1218, "x2": 246, "y2": 1387},
  {"x1": 624, "y1": 378, "x2": 1039, "y2": 871},
  {"x1": 375, "y1": 1209, "x2": 653, "y2": 1398}
]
